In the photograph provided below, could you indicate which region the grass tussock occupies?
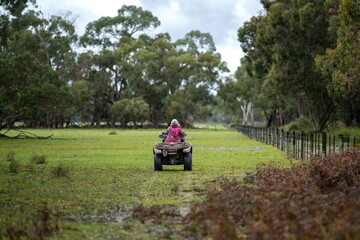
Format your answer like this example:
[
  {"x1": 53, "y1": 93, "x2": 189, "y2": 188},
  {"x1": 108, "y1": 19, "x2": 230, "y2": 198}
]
[
  {"x1": 5, "y1": 151, "x2": 15, "y2": 162},
  {"x1": 52, "y1": 163, "x2": 70, "y2": 178},
  {"x1": 9, "y1": 159, "x2": 20, "y2": 174},
  {"x1": 185, "y1": 148, "x2": 360, "y2": 239},
  {"x1": 5, "y1": 151, "x2": 20, "y2": 173},
  {"x1": 30, "y1": 154, "x2": 47, "y2": 164}
]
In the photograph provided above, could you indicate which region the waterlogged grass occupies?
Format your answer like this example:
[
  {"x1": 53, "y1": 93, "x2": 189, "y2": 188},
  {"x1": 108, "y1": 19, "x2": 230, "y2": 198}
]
[{"x1": 0, "y1": 128, "x2": 290, "y2": 238}]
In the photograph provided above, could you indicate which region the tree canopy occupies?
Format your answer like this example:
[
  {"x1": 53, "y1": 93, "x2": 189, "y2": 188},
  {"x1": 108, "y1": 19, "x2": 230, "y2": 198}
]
[
  {"x1": 219, "y1": 0, "x2": 359, "y2": 131},
  {"x1": 1, "y1": 0, "x2": 359, "y2": 131},
  {"x1": 0, "y1": 1, "x2": 228, "y2": 130}
]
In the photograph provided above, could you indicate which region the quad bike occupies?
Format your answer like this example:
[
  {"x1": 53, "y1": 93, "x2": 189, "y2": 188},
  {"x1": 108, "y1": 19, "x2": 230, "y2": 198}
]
[{"x1": 153, "y1": 132, "x2": 192, "y2": 171}]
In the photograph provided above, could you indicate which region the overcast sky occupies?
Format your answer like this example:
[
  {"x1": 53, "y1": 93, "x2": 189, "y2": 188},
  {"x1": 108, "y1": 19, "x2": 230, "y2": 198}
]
[{"x1": 35, "y1": 0, "x2": 263, "y2": 74}]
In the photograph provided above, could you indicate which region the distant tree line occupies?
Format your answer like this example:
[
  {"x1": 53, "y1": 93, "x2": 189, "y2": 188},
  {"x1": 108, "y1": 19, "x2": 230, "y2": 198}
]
[
  {"x1": 219, "y1": 0, "x2": 360, "y2": 131},
  {"x1": 1, "y1": 0, "x2": 359, "y2": 131},
  {"x1": 0, "y1": 1, "x2": 228, "y2": 129}
]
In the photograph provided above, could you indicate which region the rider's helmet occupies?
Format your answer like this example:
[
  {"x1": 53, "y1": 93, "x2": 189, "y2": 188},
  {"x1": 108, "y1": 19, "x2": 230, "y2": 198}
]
[{"x1": 171, "y1": 119, "x2": 179, "y2": 126}]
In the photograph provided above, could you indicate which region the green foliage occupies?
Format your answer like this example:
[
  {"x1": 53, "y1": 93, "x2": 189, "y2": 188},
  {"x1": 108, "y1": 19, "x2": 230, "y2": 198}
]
[
  {"x1": 0, "y1": 4, "x2": 78, "y2": 129},
  {"x1": 284, "y1": 116, "x2": 313, "y2": 132},
  {"x1": 316, "y1": 0, "x2": 360, "y2": 127},
  {"x1": 327, "y1": 127, "x2": 360, "y2": 137},
  {"x1": 233, "y1": 0, "x2": 342, "y2": 131},
  {"x1": 80, "y1": 5, "x2": 160, "y2": 47},
  {"x1": 1, "y1": 0, "x2": 357, "y2": 130},
  {"x1": 1, "y1": 2, "x2": 230, "y2": 129},
  {"x1": 110, "y1": 98, "x2": 150, "y2": 127}
]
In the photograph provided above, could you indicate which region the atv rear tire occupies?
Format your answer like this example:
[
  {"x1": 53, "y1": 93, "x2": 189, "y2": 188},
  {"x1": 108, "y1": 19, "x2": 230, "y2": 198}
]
[
  {"x1": 154, "y1": 153, "x2": 163, "y2": 171},
  {"x1": 183, "y1": 152, "x2": 192, "y2": 171}
]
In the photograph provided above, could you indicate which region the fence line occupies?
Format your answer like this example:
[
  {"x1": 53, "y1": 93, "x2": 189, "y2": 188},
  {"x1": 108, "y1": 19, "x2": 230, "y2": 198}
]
[{"x1": 236, "y1": 125, "x2": 360, "y2": 160}]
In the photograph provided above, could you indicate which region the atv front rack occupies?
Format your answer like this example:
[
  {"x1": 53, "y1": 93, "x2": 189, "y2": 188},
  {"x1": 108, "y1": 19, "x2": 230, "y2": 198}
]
[{"x1": 154, "y1": 142, "x2": 191, "y2": 152}]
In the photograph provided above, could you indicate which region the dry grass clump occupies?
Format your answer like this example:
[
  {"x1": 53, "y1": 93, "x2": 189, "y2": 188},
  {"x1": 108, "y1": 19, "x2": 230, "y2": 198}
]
[{"x1": 184, "y1": 148, "x2": 360, "y2": 239}]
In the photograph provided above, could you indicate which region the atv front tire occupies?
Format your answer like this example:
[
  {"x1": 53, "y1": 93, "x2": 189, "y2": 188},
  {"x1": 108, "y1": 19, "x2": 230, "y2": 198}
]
[
  {"x1": 183, "y1": 152, "x2": 192, "y2": 171},
  {"x1": 154, "y1": 153, "x2": 163, "y2": 171}
]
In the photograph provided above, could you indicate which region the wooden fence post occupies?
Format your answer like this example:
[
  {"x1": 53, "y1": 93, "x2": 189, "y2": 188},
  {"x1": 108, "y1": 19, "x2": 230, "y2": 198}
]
[
  {"x1": 309, "y1": 132, "x2": 314, "y2": 157},
  {"x1": 301, "y1": 131, "x2": 305, "y2": 160},
  {"x1": 339, "y1": 134, "x2": 344, "y2": 153},
  {"x1": 292, "y1": 131, "x2": 296, "y2": 159},
  {"x1": 322, "y1": 132, "x2": 327, "y2": 160},
  {"x1": 286, "y1": 131, "x2": 289, "y2": 155}
]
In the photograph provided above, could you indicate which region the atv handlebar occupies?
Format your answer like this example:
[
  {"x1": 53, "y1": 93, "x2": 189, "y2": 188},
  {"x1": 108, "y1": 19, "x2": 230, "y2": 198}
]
[{"x1": 159, "y1": 131, "x2": 187, "y2": 142}]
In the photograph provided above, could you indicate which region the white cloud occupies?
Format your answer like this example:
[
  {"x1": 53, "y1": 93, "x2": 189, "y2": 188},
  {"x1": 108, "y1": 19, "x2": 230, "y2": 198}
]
[
  {"x1": 169, "y1": 1, "x2": 180, "y2": 13},
  {"x1": 36, "y1": 0, "x2": 140, "y2": 34}
]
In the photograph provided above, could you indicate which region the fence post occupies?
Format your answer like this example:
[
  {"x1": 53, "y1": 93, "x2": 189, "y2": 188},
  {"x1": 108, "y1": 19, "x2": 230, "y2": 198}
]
[
  {"x1": 309, "y1": 132, "x2": 314, "y2": 157},
  {"x1": 273, "y1": 128, "x2": 277, "y2": 147},
  {"x1": 353, "y1": 136, "x2": 356, "y2": 148},
  {"x1": 286, "y1": 131, "x2": 289, "y2": 155},
  {"x1": 301, "y1": 131, "x2": 305, "y2": 160},
  {"x1": 322, "y1": 132, "x2": 327, "y2": 160},
  {"x1": 339, "y1": 134, "x2": 344, "y2": 153},
  {"x1": 281, "y1": 129, "x2": 284, "y2": 151},
  {"x1": 262, "y1": 128, "x2": 265, "y2": 143},
  {"x1": 292, "y1": 131, "x2": 296, "y2": 159}
]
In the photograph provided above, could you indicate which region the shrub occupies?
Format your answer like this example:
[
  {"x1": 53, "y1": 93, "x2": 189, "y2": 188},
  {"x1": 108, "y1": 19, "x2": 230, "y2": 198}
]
[
  {"x1": 52, "y1": 163, "x2": 70, "y2": 178},
  {"x1": 30, "y1": 154, "x2": 47, "y2": 164},
  {"x1": 185, "y1": 149, "x2": 360, "y2": 239},
  {"x1": 286, "y1": 115, "x2": 313, "y2": 132}
]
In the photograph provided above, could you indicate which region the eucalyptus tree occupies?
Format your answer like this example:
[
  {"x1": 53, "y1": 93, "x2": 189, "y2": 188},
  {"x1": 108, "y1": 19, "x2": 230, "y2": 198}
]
[
  {"x1": 0, "y1": 2, "x2": 77, "y2": 130},
  {"x1": 169, "y1": 31, "x2": 228, "y2": 126},
  {"x1": 135, "y1": 30, "x2": 228, "y2": 127},
  {"x1": 235, "y1": 0, "x2": 339, "y2": 131},
  {"x1": 235, "y1": 15, "x2": 284, "y2": 126},
  {"x1": 80, "y1": 5, "x2": 160, "y2": 126},
  {"x1": 316, "y1": 0, "x2": 360, "y2": 126}
]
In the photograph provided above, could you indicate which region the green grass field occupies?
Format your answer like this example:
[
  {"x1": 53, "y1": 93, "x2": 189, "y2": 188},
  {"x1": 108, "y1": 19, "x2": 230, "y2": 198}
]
[{"x1": 0, "y1": 128, "x2": 290, "y2": 239}]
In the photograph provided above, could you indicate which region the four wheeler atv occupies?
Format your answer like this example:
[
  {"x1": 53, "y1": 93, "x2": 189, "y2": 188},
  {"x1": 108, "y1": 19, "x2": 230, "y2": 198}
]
[{"x1": 153, "y1": 133, "x2": 192, "y2": 171}]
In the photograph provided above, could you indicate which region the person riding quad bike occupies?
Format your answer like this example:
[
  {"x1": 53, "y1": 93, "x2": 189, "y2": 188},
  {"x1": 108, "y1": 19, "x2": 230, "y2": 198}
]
[
  {"x1": 160, "y1": 119, "x2": 186, "y2": 142},
  {"x1": 153, "y1": 119, "x2": 192, "y2": 171}
]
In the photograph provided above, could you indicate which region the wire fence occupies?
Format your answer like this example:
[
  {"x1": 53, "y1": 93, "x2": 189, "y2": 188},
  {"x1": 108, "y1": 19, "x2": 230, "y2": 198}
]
[{"x1": 236, "y1": 125, "x2": 360, "y2": 160}]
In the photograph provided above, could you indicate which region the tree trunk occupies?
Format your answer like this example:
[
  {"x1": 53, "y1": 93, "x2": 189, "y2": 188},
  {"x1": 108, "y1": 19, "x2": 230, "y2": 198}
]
[{"x1": 241, "y1": 101, "x2": 254, "y2": 126}]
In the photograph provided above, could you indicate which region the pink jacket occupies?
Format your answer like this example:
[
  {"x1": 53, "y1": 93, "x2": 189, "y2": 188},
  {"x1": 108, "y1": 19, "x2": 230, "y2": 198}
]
[{"x1": 166, "y1": 125, "x2": 184, "y2": 143}]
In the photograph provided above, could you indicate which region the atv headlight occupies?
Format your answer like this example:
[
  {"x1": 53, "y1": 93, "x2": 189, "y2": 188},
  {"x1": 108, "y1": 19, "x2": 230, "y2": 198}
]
[{"x1": 162, "y1": 149, "x2": 168, "y2": 156}]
